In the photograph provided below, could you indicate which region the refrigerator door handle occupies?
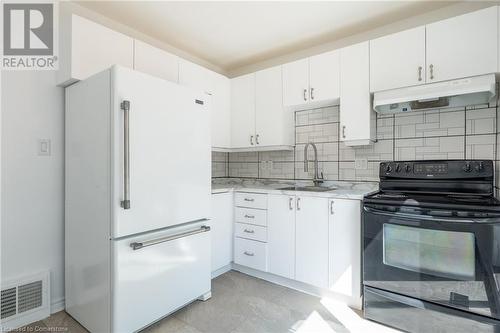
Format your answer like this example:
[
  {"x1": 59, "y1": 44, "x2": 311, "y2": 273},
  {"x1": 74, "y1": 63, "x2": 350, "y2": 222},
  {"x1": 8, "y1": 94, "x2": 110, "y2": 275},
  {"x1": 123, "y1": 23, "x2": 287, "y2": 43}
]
[
  {"x1": 130, "y1": 225, "x2": 211, "y2": 250},
  {"x1": 120, "y1": 100, "x2": 131, "y2": 209}
]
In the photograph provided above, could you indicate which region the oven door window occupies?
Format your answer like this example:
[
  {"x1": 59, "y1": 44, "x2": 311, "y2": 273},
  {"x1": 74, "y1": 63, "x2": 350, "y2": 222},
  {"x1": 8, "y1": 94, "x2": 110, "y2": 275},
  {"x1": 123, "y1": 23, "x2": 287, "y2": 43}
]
[{"x1": 383, "y1": 223, "x2": 475, "y2": 280}]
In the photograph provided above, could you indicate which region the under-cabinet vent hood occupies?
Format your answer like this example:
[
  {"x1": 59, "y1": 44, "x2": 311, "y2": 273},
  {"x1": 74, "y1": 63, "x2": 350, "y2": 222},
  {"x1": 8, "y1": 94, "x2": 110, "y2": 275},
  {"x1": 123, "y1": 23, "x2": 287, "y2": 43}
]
[{"x1": 373, "y1": 74, "x2": 496, "y2": 114}]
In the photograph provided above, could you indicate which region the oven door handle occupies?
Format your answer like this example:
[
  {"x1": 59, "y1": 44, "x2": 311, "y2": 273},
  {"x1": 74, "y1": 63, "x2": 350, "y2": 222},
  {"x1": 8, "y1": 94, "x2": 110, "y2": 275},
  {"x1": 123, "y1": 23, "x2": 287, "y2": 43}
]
[{"x1": 363, "y1": 206, "x2": 491, "y2": 224}]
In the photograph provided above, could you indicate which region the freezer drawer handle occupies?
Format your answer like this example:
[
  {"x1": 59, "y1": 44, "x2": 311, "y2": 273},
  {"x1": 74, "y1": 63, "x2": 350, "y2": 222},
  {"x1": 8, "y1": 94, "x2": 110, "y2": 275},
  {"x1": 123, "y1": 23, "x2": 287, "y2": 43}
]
[
  {"x1": 244, "y1": 198, "x2": 254, "y2": 202},
  {"x1": 243, "y1": 229, "x2": 255, "y2": 233},
  {"x1": 130, "y1": 225, "x2": 211, "y2": 250},
  {"x1": 244, "y1": 214, "x2": 255, "y2": 219},
  {"x1": 243, "y1": 251, "x2": 255, "y2": 256},
  {"x1": 120, "y1": 100, "x2": 131, "y2": 210}
]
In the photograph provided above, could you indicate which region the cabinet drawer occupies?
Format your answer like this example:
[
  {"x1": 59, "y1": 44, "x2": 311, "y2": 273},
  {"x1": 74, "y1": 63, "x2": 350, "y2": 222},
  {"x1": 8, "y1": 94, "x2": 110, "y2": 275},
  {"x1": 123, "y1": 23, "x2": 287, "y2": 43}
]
[
  {"x1": 235, "y1": 207, "x2": 267, "y2": 226},
  {"x1": 234, "y1": 237, "x2": 268, "y2": 271},
  {"x1": 235, "y1": 192, "x2": 267, "y2": 209},
  {"x1": 235, "y1": 223, "x2": 267, "y2": 242}
]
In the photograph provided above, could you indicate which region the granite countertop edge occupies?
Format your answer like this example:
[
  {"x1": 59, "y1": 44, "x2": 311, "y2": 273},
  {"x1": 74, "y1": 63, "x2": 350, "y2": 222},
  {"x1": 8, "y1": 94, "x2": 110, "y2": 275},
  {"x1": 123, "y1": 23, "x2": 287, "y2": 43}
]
[{"x1": 211, "y1": 179, "x2": 378, "y2": 200}]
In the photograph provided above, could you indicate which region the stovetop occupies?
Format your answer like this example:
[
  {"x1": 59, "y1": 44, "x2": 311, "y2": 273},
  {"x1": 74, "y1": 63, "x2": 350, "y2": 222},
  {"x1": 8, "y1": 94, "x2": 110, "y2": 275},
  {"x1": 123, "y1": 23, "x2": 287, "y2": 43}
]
[{"x1": 364, "y1": 191, "x2": 500, "y2": 212}]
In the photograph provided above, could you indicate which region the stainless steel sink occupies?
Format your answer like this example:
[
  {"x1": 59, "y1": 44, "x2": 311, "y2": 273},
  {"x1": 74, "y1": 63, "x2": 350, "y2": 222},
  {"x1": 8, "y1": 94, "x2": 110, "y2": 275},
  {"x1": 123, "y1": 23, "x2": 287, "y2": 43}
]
[{"x1": 278, "y1": 186, "x2": 336, "y2": 192}]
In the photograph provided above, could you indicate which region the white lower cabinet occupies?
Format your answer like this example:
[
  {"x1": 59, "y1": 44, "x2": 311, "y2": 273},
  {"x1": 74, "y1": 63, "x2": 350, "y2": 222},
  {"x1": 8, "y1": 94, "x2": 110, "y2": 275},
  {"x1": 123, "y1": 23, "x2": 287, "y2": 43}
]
[
  {"x1": 234, "y1": 192, "x2": 361, "y2": 298},
  {"x1": 268, "y1": 194, "x2": 296, "y2": 279},
  {"x1": 295, "y1": 196, "x2": 329, "y2": 288},
  {"x1": 328, "y1": 199, "x2": 361, "y2": 303},
  {"x1": 210, "y1": 192, "x2": 234, "y2": 273}
]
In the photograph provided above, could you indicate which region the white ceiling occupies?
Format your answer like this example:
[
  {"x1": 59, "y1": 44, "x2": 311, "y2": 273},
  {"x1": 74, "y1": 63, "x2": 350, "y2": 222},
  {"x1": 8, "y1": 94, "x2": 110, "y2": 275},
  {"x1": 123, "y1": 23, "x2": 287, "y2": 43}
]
[{"x1": 76, "y1": 1, "x2": 458, "y2": 73}]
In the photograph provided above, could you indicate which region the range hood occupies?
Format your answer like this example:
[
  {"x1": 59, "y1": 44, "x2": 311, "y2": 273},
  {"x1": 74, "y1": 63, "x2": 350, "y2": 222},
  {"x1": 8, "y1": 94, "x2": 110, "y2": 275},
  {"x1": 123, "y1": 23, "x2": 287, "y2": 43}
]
[{"x1": 373, "y1": 74, "x2": 496, "y2": 114}]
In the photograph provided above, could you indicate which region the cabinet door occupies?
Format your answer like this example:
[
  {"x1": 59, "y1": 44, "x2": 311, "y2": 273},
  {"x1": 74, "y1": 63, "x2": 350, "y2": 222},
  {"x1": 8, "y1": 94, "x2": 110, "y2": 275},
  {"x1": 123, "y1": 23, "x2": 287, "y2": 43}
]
[
  {"x1": 268, "y1": 194, "x2": 296, "y2": 279},
  {"x1": 71, "y1": 15, "x2": 134, "y2": 82},
  {"x1": 370, "y1": 27, "x2": 426, "y2": 92},
  {"x1": 426, "y1": 6, "x2": 497, "y2": 83},
  {"x1": 210, "y1": 192, "x2": 234, "y2": 272},
  {"x1": 309, "y1": 50, "x2": 340, "y2": 102},
  {"x1": 282, "y1": 58, "x2": 309, "y2": 107},
  {"x1": 211, "y1": 73, "x2": 231, "y2": 149},
  {"x1": 295, "y1": 196, "x2": 329, "y2": 288},
  {"x1": 178, "y1": 59, "x2": 215, "y2": 94},
  {"x1": 231, "y1": 74, "x2": 256, "y2": 148},
  {"x1": 133, "y1": 40, "x2": 179, "y2": 83},
  {"x1": 255, "y1": 66, "x2": 293, "y2": 147},
  {"x1": 340, "y1": 42, "x2": 374, "y2": 145},
  {"x1": 329, "y1": 199, "x2": 361, "y2": 305}
]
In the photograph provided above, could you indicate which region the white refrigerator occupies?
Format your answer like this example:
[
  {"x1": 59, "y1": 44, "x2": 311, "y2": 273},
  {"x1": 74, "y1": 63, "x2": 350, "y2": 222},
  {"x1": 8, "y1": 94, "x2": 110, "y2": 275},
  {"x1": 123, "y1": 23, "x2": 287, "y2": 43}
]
[{"x1": 65, "y1": 66, "x2": 212, "y2": 332}]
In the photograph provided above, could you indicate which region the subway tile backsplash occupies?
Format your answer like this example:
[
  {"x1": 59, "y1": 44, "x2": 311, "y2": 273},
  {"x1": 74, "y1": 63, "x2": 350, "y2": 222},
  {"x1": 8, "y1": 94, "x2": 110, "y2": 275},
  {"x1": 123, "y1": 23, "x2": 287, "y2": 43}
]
[{"x1": 212, "y1": 101, "x2": 500, "y2": 184}]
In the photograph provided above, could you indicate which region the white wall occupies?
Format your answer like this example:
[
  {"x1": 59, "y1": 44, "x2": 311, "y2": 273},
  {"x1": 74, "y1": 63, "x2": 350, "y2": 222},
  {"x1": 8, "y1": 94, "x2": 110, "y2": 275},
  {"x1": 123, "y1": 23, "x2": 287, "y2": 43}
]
[{"x1": 1, "y1": 71, "x2": 65, "y2": 310}]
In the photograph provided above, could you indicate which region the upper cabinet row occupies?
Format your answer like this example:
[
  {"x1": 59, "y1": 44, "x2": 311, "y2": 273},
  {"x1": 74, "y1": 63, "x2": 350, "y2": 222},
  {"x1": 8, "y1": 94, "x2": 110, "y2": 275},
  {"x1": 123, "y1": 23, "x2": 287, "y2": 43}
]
[
  {"x1": 370, "y1": 6, "x2": 498, "y2": 92},
  {"x1": 58, "y1": 14, "x2": 232, "y2": 149}
]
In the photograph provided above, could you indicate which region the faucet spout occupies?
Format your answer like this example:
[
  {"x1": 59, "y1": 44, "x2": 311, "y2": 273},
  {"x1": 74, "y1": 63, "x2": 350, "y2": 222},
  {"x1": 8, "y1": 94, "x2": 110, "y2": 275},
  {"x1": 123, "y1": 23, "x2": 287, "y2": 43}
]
[{"x1": 303, "y1": 142, "x2": 324, "y2": 186}]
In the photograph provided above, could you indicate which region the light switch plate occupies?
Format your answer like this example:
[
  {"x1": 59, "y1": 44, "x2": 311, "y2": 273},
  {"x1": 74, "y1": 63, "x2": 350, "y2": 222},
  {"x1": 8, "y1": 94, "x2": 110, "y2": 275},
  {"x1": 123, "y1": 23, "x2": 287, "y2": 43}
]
[
  {"x1": 355, "y1": 158, "x2": 368, "y2": 170},
  {"x1": 38, "y1": 139, "x2": 51, "y2": 156}
]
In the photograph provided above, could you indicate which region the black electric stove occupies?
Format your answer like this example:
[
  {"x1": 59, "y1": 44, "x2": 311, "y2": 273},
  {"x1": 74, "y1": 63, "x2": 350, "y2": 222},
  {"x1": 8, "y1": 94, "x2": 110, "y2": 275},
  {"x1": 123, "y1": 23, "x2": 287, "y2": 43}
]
[{"x1": 363, "y1": 160, "x2": 500, "y2": 333}]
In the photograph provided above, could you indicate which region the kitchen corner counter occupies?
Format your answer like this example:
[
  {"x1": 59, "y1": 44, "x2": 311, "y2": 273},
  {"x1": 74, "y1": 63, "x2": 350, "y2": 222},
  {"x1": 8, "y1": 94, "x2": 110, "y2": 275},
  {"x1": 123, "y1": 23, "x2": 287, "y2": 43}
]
[{"x1": 211, "y1": 178, "x2": 378, "y2": 200}]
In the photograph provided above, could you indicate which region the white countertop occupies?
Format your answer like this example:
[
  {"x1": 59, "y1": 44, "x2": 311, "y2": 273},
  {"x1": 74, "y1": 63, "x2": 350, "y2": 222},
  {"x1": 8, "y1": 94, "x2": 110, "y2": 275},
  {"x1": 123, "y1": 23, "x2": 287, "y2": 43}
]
[{"x1": 211, "y1": 178, "x2": 378, "y2": 200}]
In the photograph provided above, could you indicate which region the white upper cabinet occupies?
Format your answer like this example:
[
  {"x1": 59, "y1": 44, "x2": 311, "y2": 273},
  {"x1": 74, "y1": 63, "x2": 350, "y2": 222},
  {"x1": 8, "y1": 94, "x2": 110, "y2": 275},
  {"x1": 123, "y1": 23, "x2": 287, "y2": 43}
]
[
  {"x1": 340, "y1": 42, "x2": 374, "y2": 146},
  {"x1": 178, "y1": 59, "x2": 215, "y2": 94},
  {"x1": 267, "y1": 194, "x2": 296, "y2": 279},
  {"x1": 309, "y1": 50, "x2": 341, "y2": 103},
  {"x1": 133, "y1": 40, "x2": 179, "y2": 83},
  {"x1": 370, "y1": 27, "x2": 426, "y2": 92},
  {"x1": 283, "y1": 51, "x2": 340, "y2": 109},
  {"x1": 211, "y1": 73, "x2": 231, "y2": 149},
  {"x1": 426, "y1": 6, "x2": 498, "y2": 83},
  {"x1": 295, "y1": 196, "x2": 329, "y2": 288},
  {"x1": 58, "y1": 14, "x2": 134, "y2": 86},
  {"x1": 282, "y1": 58, "x2": 309, "y2": 107},
  {"x1": 231, "y1": 74, "x2": 256, "y2": 148},
  {"x1": 255, "y1": 66, "x2": 293, "y2": 147}
]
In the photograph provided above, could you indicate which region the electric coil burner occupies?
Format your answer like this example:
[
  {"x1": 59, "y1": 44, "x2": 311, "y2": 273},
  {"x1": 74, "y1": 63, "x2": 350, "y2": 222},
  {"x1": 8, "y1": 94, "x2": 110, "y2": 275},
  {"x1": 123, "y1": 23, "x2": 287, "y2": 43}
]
[{"x1": 363, "y1": 160, "x2": 500, "y2": 333}]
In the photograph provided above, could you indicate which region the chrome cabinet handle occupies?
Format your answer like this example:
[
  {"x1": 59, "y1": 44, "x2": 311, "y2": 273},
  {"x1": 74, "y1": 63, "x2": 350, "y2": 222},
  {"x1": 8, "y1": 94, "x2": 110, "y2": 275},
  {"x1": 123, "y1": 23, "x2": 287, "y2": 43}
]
[
  {"x1": 130, "y1": 224, "x2": 210, "y2": 250},
  {"x1": 429, "y1": 64, "x2": 434, "y2": 80},
  {"x1": 243, "y1": 229, "x2": 255, "y2": 234},
  {"x1": 310, "y1": 87, "x2": 314, "y2": 100},
  {"x1": 342, "y1": 125, "x2": 346, "y2": 139},
  {"x1": 250, "y1": 135, "x2": 254, "y2": 145},
  {"x1": 244, "y1": 214, "x2": 255, "y2": 219},
  {"x1": 296, "y1": 197, "x2": 301, "y2": 211},
  {"x1": 244, "y1": 198, "x2": 254, "y2": 202},
  {"x1": 244, "y1": 251, "x2": 255, "y2": 256},
  {"x1": 418, "y1": 66, "x2": 422, "y2": 81},
  {"x1": 289, "y1": 197, "x2": 293, "y2": 210},
  {"x1": 330, "y1": 201, "x2": 334, "y2": 215},
  {"x1": 256, "y1": 134, "x2": 260, "y2": 145},
  {"x1": 120, "y1": 100, "x2": 131, "y2": 210},
  {"x1": 303, "y1": 88, "x2": 307, "y2": 101}
]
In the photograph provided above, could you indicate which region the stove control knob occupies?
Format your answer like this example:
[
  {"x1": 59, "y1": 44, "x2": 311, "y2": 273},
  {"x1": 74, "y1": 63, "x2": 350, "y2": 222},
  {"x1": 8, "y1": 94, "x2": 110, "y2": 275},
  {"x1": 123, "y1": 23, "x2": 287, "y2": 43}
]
[
  {"x1": 463, "y1": 162, "x2": 472, "y2": 173},
  {"x1": 395, "y1": 164, "x2": 401, "y2": 172},
  {"x1": 475, "y1": 162, "x2": 484, "y2": 172},
  {"x1": 404, "y1": 164, "x2": 412, "y2": 173},
  {"x1": 385, "y1": 164, "x2": 392, "y2": 173}
]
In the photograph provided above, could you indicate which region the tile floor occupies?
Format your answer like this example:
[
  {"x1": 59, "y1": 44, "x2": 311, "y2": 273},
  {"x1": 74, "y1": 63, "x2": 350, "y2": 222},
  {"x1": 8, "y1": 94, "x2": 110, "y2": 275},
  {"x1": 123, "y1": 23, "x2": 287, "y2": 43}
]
[{"x1": 17, "y1": 270, "x2": 400, "y2": 333}]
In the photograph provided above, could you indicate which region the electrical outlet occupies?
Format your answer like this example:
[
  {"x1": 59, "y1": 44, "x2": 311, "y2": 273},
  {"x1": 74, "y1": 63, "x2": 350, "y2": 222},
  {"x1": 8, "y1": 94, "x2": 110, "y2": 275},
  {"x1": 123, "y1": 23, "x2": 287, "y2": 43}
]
[{"x1": 355, "y1": 158, "x2": 368, "y2": 170}]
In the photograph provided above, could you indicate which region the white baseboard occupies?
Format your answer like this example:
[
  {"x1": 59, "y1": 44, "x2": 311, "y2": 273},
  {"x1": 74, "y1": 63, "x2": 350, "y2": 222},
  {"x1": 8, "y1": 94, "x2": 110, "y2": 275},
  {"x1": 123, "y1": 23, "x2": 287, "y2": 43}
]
[
  {"x1": 51, "y1": 297, "x2": 65, "y2": 314},
  {"x1": 232, "y1": 264, "x2": 362, "y2": 310},
  {"x1": 211, "y1": 264, "x2": 232, "y2": 279}
]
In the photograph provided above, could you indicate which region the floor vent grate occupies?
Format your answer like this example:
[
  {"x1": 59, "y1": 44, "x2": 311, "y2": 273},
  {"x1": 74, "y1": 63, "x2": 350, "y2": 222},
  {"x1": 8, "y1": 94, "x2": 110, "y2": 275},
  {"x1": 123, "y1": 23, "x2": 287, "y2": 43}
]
[
  {"x1": 1, "y1": 287, "x2": 17, "y2": 319},
  {"x1": 0, "y1": 271, "x2": 49, "y2": 330},
  {"x1": 18, "y1": 281, "x2": 43, "y2": 313}
]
